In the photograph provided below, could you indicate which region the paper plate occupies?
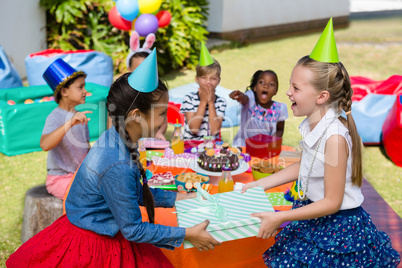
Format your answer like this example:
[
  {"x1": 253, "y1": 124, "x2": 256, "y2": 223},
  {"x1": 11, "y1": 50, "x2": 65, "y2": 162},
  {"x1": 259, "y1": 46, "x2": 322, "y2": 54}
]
[{"x1": 189, "y1": 159, "x2": 248, "y2": 176}]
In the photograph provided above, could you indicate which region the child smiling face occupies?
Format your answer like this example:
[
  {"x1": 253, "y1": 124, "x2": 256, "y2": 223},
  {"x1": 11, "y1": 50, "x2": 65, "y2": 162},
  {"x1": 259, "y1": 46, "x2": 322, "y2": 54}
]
[
  {"x1": 287, "y1": 65, "x2": 321, "y2": 118},
  {"x1": 253, "y1": 72, "x2": 278, "y2": 108}
]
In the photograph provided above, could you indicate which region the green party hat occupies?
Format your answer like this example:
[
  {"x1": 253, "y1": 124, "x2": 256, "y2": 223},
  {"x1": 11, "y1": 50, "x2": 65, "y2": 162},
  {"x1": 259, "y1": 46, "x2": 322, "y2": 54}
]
[
  {"x1": 309, "y1": 18, "x2": 339, "y2": 63},
  {"x1": 199, "y1": 42, "x2": 214, "y2": 66}
]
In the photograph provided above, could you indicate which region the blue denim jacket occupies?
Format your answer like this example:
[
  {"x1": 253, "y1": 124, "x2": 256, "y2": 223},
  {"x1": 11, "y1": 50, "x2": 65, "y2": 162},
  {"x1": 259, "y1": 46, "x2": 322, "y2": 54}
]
[{"x1": 65, "y1": 127, "x2": 185, "y2": 249}]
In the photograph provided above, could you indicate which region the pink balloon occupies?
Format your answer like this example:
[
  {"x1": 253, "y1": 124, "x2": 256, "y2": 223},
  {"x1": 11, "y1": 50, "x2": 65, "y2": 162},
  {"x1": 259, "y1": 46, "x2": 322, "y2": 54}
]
[
  {"x1": 135, "y1": 14, "x2": 159, "y2": 37},
  {"x1": 108, "y1": 6, "x2": 132, "y2": 31},
  {"x1": 156, "y1": 10, "x2": 171, "y2": 28}
]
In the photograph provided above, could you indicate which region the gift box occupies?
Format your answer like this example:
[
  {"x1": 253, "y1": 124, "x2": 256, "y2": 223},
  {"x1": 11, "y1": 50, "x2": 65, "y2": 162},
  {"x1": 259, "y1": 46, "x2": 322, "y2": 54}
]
[
  {"x1": 175, "y1": 186, "x2": 274, "y2": 248},
  {"x1": 246, "y1": 134, "x2": 282, "y2": 159}
]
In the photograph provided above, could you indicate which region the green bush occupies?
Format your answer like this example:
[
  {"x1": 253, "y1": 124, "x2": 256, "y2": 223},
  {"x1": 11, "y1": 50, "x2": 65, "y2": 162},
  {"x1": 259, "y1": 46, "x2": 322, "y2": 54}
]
[
  {"x1": 39, "y1": 0, "x2": 209, "y2": 75},
  {"x1": 155, "y1": 0, "x2": 209, "y2": 75}
]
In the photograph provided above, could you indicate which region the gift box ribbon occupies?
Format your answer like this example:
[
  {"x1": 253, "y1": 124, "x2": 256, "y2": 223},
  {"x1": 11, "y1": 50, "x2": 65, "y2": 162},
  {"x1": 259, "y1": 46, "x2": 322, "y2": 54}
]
[{"x1": 174, "y1": 183, "x2": 228, "y2": 223}]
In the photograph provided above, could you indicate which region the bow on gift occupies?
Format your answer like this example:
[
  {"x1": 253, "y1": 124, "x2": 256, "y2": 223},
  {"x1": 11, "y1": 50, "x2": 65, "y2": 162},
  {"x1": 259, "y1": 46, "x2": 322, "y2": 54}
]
[{"x1": 175, "y1": 182, "x2": 228, "y2": 223}]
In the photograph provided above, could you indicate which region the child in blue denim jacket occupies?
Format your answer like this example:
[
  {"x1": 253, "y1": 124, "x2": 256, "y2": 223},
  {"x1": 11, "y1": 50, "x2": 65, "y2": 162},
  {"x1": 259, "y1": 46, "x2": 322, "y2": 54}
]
[{"x1": 7, "y1": 50, "x2": 220, "y2": 268}]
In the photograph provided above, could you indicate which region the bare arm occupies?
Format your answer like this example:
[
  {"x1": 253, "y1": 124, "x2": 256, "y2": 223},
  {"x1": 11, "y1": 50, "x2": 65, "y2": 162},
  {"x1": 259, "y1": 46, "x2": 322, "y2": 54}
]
[
  {"x1": 281, "y1": 135, "x2": 347, "y2": 219},
  {"x1": 206, "y1": 100, "x2": 223, "y2": 137},
  {"x1": 229, "y1": 90, "x2": 249, "y2": 106},
  {"x1": 185, "y1": 100, "x2": 208, "y2": 135},
  {"x1": 275, "y1": 121, "x2": 285, "y2": 137},
  {"x1": 242, "y1": 161, "x2": 300, "y2": 193},
  {"x1": 40, "y1": 111, "x2": 92, "y2": 151},
  {"x1": 251, "y1": 135, "x2": 348, "y2": 239}
]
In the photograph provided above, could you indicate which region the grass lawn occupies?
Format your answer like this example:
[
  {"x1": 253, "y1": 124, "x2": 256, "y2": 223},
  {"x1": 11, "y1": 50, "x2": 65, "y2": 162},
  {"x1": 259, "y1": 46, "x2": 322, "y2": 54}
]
[{"x1": 1, "y1": 16, "x2": 401, "y2": 265}]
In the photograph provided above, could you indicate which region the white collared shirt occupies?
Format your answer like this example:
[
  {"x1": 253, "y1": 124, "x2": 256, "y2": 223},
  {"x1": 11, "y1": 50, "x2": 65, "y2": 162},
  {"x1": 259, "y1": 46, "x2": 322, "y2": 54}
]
[{"x1": 298, "y1": 108, "x2": 364, "y2": 210}]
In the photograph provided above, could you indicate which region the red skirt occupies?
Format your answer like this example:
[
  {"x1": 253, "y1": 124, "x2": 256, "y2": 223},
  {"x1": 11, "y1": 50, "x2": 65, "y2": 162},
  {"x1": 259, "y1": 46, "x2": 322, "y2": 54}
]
[{"x1": 6, "y1": 215, "x2": 173, "y2": 268}]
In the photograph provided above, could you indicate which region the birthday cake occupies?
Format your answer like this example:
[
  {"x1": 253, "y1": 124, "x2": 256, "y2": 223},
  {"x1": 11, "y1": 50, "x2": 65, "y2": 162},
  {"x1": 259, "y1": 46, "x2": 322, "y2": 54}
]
[{"x1": 197, "y1": 142, "x2": 241, "y2": 172}]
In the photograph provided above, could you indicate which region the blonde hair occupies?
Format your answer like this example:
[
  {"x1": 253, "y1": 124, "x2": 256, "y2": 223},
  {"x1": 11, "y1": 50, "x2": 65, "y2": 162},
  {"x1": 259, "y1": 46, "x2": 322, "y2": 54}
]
[
  {"x1": 196, "y1": 59, "x2": 221, "y2": 77},
  {"x1": 297, "y1": 55, "x2": 363, "y2": 187}
]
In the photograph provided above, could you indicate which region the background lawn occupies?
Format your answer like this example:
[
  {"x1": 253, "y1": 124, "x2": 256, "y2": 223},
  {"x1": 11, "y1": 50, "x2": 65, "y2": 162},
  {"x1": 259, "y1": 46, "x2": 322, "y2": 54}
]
[{"x1": 1, "y1": 16, "x2": 401, "y2": 265}]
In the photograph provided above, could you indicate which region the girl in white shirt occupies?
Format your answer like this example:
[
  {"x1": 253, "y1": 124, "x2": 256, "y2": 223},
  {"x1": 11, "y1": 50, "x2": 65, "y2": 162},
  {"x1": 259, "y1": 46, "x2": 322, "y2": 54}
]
[{"x1": 243, "y1": 55, "x2": 400, "y2": 267}]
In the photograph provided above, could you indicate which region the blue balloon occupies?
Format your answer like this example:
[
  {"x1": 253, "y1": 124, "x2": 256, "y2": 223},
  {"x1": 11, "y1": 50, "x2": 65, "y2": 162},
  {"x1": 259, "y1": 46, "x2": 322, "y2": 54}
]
[{"x1": 116, "y1": 0, "x2": 139, "y2": 21}]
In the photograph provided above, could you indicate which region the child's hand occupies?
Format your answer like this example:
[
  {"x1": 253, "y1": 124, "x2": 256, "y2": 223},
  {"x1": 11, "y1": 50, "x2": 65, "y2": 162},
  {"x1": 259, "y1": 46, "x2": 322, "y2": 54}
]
[
  {"x1": 198, "y1": 87, "x2": 209, "y2": 103},
  {"x1": 205, "y1": 88, "x2": 215, "y2": 104},
  {"x1": 241, "y1": 181, "x2": 259, "y2": 193},
  {"x1": 229, "y1": 90, "x2": 245, "y2": 102},
  {"x1": 251, "y1": 211, "x2": 281, "y2": 239},
  {"x1": 185, "y1": 220, "x2": 221, "y2": 251},
  {"x1": 70, "y1": 111, "x2": 92, "y2": 126}
]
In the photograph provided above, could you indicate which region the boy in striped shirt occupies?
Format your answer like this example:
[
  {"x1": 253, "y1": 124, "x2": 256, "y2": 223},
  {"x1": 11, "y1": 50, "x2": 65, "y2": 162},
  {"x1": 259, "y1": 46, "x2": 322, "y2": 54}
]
[{"x1": 180, "y1": 58, "x2": 227, "y2": 142}]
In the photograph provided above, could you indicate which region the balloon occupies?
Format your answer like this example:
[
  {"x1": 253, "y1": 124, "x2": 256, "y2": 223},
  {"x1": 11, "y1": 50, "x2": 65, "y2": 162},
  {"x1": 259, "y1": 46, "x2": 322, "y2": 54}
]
[
  {"x1": 108, "y1": 6, "x2": 132, "y2": 31},
  {"x1": 135, "y1": 14, "x2": 159, "y2": 37},
  {"x1": 131, "y1": 18, "x2": 137, "y2": 31},
  {"x1": 156, "y1": 10, "x2": 171, "y2": 28},
  {"x1": 116, "y1": 0, "x2": 139, "y2": 21},
  {"x1": 24, "y1": 99, "x2": 34, "y2": 104},
  {"x1": 7, "y1": 100, "x2": 15, "y2": 105},
  {"x1": 138, "y1": 0, "x2": 162, "y2": 14}
]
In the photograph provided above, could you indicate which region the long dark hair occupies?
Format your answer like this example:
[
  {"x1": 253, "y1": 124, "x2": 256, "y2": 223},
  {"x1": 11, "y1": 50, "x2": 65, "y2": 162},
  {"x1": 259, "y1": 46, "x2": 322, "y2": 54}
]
[
  {"x1": 246, "y1": 70, "x2": 278, "y2": 106},
  {"x1": 106, "y1": 73, "x2": 168, "y2": 223}
]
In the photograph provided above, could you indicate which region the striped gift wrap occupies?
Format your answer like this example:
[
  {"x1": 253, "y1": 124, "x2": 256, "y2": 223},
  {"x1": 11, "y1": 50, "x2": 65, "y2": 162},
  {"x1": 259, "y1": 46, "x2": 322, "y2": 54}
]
[{"x1": 175, "y1": 186, "x2": 274, "y2": 248}]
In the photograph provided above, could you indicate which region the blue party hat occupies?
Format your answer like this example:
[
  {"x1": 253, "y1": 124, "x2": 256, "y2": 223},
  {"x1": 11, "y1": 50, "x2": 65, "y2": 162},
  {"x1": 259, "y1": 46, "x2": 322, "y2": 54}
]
[
  {"x1": 43, "y1": 58, "x2": 85, "y2": 95},
  {"x1": 128, "y1": 48, "x2": 158, "y2": 93}
]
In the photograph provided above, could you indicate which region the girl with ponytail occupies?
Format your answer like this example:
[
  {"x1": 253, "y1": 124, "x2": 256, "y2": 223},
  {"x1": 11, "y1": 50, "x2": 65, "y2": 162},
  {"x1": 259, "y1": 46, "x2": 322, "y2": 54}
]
[
  {"x1": 7, "y1": 51, "x2": 220, "y2": 268},
  {"x1": 242, "y1": 19, "x2": 400, "y2": 267}
]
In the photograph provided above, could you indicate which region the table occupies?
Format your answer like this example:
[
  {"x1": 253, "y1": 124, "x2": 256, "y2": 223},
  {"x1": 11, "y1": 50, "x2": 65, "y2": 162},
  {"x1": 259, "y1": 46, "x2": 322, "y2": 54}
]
[{"x1": 142, "y1": 146, "x2": 299, "y2": 268}]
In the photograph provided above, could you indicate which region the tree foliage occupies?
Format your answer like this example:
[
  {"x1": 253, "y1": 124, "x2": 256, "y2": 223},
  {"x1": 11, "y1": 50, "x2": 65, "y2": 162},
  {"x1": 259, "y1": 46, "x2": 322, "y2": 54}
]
[{"x1": 39, "y1": 0, "x2": 209, "y2": 75}]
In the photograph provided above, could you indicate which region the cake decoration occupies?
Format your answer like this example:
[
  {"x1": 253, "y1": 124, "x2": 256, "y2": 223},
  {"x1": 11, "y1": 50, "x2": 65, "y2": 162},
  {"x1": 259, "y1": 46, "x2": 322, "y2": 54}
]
[
  {"x1": 229, "y1": 147, "x2": 239, "y2": 154},
  {"x1": 197, "y1": 142, "x2": 240, "y2": 172},
  {"x1": 205, "y1": 142, "x2": 214, "y2": 149},
  {"x1": 206, "y1": 149, "x2": 215, "y2": 157}
]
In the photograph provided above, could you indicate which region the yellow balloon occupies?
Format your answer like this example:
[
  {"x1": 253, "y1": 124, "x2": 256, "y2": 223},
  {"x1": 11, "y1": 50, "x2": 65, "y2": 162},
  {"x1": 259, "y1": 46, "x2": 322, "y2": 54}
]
[{"x1": 138, "y1": 0, "x2": 162, "y2": 14}]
